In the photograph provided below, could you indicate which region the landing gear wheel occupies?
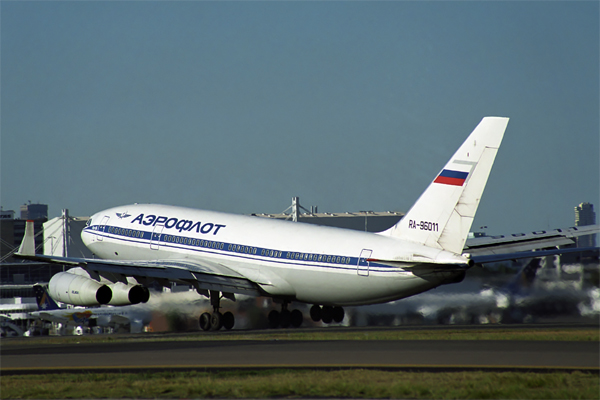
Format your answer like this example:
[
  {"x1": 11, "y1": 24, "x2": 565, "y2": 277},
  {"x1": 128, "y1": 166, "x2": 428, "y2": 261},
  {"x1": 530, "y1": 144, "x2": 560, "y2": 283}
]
[
  {"x1": 222, "y1": 311, "x2": 235, "y2": 330},
  {"x1": 290, "y1": 309, "x2": 303, "y2": 328},
  {"x1": 333, "y1": 307, "x2": 345, "y2": 323},
  {"x1": 199, "y1": 312, "x2": 211, "y2": 331},
  {"x1": 310, "y1": 305, "x2": 322, "y2": 322},
  {"x1": 321, "y1": 306, "x2": 333, "y2": 324},
  {"x1": 280, "y1": 309, "x2": 291, "y2": 328},
  {"x1": 268, "y1": 310, "x2": 280, "y2": 329},
  {"x1": 210, "y1": 311, "x2": 223, "y2": 330}
]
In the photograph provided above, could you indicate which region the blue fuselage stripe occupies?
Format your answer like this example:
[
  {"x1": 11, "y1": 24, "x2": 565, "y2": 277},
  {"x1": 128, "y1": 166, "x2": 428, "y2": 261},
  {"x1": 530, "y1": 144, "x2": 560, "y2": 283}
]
[{"x1": 84, "y1": 225, "x2": 401, "y2": 273}]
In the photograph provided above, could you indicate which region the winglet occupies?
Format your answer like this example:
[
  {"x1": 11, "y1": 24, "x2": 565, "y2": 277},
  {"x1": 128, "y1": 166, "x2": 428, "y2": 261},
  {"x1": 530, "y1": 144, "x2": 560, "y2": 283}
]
[{"x1": 17, "y1": 220, "x2": 36, "y2": 256}]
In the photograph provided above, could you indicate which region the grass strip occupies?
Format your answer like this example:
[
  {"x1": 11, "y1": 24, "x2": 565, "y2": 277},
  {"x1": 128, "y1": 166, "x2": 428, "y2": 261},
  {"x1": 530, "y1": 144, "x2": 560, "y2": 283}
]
[{"x1": 2, "y1": 369, "x2": 598, "y2": 399}]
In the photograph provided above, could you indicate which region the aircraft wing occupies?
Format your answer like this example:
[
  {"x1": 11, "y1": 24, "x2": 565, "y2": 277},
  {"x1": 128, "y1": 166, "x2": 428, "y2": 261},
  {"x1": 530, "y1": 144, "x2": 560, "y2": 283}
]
[
  {"x1": 16, "y1": 253, "x2": 261, "y2": 297},
  {"x1": 464, "y1": 225, "x2": 599, "y2": 255}
]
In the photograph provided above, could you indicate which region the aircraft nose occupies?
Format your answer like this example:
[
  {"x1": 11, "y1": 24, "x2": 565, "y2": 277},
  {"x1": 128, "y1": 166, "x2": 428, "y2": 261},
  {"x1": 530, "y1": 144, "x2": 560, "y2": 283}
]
[{"x1": 81, "y1": 213, "x2": 97, "y2": 247}]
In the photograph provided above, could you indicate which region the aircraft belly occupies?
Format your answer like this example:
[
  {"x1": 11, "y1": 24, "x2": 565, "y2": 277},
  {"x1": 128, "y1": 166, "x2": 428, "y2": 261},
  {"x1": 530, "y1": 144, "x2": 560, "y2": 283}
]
[{"x1": 268, "y1": 266, "x2": 442, "y2": 306}]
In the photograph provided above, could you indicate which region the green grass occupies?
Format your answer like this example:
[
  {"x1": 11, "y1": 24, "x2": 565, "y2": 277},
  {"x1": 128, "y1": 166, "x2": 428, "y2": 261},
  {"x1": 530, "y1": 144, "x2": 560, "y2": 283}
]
[{"x1": 2, "y1": 369, "x2": 598, "y2": 399}]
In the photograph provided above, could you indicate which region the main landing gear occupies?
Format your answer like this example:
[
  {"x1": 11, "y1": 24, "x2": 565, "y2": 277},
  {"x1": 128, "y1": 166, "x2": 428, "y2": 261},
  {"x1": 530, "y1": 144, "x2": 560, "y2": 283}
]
[
  {"x1": 267, "y1": 304, "x2": 345, "y2": 328},
  {"x1": 310, "y1": 304, "x2": 345, "y2": 324},
  {"x1": 268, "y1": 302, "x2": 304, "y2": 329},
  {"x1": 197, "y1": 294, "x2": 345, "y2": 331},
  {"x1": 199, "y1": 291, "x2": 235, "y2": 331}
]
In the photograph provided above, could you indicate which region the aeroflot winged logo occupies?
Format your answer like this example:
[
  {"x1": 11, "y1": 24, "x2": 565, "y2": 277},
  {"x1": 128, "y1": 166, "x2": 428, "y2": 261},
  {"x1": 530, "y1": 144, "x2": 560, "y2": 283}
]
[
  {"x1": 434, "y1": 169, "x2": 469, "y2": 186},
  {"x1": 116, "y1": 212, "x2": 131, "y2": 219}
]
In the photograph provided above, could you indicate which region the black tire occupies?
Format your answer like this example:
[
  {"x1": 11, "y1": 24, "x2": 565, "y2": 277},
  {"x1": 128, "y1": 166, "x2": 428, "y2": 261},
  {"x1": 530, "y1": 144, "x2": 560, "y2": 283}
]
[
  {"x1": 199, "y1": 312, "x2": 211, "y2": 331},
  {"x1": 210, "y1": 311, "x2": 223, "y2": 331},
  {"x1": 333, "y1": 306, "x2": 345, "y2": 323},
  {"x1": 280, "y1": 309, "x2": 291, "y2": 328},
  {"x1": 290, "y1": 309, "x2": 303, "y2": 328},
  {"x1": 268, "y1": 310, "x2": 280, "y2": 329},
  {"x1": 310, "y1": 305, "x2": 322, "y2": 322},
  {"x1": 321, "y1": 306, "x2": 333, "y2": 324},
  {"x1": 222, "y1": 311, "x2": 235, "y2": 330}
]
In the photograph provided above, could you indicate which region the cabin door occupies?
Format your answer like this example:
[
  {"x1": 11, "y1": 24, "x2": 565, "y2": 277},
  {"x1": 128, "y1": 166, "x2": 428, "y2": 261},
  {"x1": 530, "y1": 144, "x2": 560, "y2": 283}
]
[
  {"x1": 96, "y1": 216, "x2": 110, "y2": 241},
  {"x1": 357, "y1": 249, "x2": 372, "y2": 276},
  {"x1": 150, "y1": 224, "x2": 164, "y2": 250}
]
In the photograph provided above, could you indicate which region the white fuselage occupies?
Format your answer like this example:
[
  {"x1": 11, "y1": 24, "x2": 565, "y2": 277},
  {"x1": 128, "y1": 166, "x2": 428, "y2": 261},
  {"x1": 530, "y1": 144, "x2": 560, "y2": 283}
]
[{"x1": 82, "y1": 204, "x2": 468, "y2": 306}]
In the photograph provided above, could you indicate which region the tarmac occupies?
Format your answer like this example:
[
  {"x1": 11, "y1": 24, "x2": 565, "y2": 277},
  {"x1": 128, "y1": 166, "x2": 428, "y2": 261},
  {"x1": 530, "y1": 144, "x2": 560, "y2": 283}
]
[{"x1": 2, "y1": 325, "x2": 599, "y2": 374}]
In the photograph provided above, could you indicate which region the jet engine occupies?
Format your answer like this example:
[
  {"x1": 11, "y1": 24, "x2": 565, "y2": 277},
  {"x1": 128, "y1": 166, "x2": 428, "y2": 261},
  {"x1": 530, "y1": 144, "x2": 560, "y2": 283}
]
[
  {"x1": 48, "y1": 272, "x2": 112, "y2": 306},
  {"x1": 107, "y1": 282, "x2": 150, "y2": 305},
  {"x1": 48, "y1": 271, "x2": 151, "y2": 306}
]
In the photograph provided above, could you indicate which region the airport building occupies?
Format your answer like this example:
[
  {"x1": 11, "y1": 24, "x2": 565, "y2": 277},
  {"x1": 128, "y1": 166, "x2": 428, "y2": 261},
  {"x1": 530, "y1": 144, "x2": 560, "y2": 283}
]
[
  {"x1": 252, "y1": 197, "x2": 404, "y2": 232},
  {"x1": 575, "y1": 202, "x2": 597, "y2": 248}
]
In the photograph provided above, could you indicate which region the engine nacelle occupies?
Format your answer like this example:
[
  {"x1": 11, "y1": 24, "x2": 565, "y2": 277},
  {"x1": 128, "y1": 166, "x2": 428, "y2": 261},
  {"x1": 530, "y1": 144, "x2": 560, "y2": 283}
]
[
  {"x1": 108, "y1": 283, "x2": 150, "y2": 305},
  {"x1": 49, "y1": 269, "x2": 151, "y2": 306},
  {"x1": 49, "y1": 272, "x2": 112, "y2": 306}
]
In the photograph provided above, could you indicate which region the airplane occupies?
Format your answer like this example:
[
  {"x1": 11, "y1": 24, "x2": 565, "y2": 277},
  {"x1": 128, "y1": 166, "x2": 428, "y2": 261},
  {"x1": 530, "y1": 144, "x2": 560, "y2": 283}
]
[
  {"x1": 348, "y1": 258, "x2": 550, "y2": 326},
  {"x1": 15, "y1": 116, "x2": 596, "y2": 331},
  {"x1": 28, "y1": 284, "x2": 152, "y2": 334}
]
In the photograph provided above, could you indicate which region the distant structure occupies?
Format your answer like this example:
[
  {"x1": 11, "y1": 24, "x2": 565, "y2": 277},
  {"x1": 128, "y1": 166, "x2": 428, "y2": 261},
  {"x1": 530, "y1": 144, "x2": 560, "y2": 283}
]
[
  {"x1": 253, "y1": 197, "x2": 404, "y2": 233},
  {"x1": 574, "y1": 202, "x2": 596, "y2": 248},
  {"x1": 0, "y1": 209, "x2": 15, "y2": 220},
  {"x1": 42, "y1": 209, "x2": 93, "y2": 258},
  {"x1": 0, "y1": 203, "x2": 48, "y2": 263},
  {"x1": 20, "y1": 202, "x2": 48, "y2": 220},
  {"x1": 0, "y1": 203, "x2": 55, "y2": 308}
]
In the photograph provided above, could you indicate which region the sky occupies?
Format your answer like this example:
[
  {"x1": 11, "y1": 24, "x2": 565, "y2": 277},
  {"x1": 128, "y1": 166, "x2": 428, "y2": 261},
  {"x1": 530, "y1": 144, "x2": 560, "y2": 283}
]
[{"x1": 1, "y1": 1, "x2": 598, "y2": 236}]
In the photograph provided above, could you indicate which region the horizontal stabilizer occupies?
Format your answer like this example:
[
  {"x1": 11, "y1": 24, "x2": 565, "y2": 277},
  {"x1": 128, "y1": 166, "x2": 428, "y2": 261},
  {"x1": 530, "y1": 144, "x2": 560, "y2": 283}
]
[{"x1": 471, "y1": 246, "x2": 599, "y2": 265}]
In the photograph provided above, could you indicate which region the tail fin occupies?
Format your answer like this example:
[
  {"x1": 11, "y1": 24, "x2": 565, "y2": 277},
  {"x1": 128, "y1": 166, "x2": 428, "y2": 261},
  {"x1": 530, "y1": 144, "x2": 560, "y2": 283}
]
[
  {"x1": 381, "y1": 117, "x2": 509, "y2": 254},
  {"x1": 33, "y1": 284, "x2": 61, "y2": 311},
  {"x1": 17, "y1": 220, "x2": 36, "y2": 256},
  {"x1": 502, "y1": 258, "x2": 541, "y2": 296}
]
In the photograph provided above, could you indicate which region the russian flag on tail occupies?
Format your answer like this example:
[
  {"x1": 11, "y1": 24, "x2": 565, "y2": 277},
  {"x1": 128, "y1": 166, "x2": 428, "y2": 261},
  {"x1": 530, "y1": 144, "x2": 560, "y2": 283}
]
[{"x1": 434, "y1": 169, "x2": 469, "y2": 186}]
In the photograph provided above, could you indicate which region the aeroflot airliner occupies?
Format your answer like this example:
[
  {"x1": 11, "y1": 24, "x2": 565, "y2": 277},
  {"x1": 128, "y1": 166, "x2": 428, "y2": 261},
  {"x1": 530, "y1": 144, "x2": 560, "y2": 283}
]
[{"x1": 19, "y1": 117, "x2": 523, "y2": 330}]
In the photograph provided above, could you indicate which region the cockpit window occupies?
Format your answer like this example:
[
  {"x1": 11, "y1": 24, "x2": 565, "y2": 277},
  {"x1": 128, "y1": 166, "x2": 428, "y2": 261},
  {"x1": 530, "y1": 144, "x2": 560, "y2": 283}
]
[{"x1": 85, "y1": 219, "x2": 92, "y2": 227}]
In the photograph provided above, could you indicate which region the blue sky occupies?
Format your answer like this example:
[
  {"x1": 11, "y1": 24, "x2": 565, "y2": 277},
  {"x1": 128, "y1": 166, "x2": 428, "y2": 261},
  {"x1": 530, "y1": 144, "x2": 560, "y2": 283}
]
[{"x1": 2, "y1": 1, "x2": 598, "y2": 235}]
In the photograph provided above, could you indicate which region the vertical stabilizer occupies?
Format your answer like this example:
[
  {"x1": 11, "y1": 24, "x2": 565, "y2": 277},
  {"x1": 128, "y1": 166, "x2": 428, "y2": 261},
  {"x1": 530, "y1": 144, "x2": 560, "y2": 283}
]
[
  {"x1": 33, "y1": 284, "x2": 61, "y2": 311},
  {"x1": 381, "y1": 117, "x2": 509, "y2": 254},
  {"x1": 17, "y1": 220, "x2": 36, "y2": 256}
]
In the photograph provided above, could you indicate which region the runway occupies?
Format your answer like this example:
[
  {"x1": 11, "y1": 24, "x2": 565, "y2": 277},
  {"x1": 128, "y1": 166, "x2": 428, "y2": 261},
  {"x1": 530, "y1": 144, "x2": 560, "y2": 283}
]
[{"x1": 2, "y1": 334, "x2": 598, "y2": 374}]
